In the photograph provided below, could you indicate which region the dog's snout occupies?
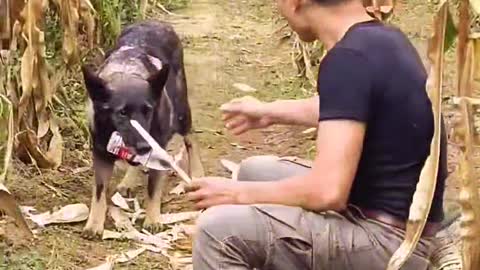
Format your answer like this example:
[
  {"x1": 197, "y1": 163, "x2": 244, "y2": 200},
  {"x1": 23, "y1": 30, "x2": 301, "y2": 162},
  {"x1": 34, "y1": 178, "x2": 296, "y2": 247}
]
[{"x1": 136, "y1": 141, "x2": 152, "y2": 155}]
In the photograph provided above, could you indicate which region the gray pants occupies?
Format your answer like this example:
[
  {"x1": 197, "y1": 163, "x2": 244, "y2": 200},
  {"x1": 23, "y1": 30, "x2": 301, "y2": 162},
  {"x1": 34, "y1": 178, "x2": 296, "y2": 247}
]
[{"x1": 192, "y1": 155, "x2": 434, "y2": 270}]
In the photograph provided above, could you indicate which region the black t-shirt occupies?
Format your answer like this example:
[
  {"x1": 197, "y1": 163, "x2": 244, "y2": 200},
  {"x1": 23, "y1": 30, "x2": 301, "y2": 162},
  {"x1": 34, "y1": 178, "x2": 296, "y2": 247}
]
[{"x1": 317, "y1": 20, "x2": 446, "y2": 222}]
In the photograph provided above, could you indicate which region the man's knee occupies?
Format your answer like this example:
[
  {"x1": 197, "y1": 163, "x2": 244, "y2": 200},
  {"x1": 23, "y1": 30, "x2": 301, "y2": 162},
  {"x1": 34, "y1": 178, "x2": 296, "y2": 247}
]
[
  {"x1": 237, "y1": 155, "x2": 310, "y2": 181},
  {"x1": 196, "y1": 205, "x2": 258, "y2": 238}
]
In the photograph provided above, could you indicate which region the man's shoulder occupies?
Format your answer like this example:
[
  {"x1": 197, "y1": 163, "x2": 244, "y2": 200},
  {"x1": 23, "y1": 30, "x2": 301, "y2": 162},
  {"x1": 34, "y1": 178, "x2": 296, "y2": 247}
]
[{"x1": 337, "y1": 22, "x2": 408, "y2": 52}]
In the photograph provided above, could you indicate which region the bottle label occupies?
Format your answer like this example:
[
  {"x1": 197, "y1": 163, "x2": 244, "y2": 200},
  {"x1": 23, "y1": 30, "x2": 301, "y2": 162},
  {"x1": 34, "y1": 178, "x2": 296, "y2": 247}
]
[{"x1": 106, "y1": 131, "x2": 168, "y2": 171}]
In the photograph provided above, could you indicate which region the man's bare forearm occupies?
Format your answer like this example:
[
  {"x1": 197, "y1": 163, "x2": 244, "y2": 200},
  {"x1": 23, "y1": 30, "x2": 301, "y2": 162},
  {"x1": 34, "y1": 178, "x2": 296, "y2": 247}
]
[
  {"x1": 236, "y1": 171, "x2": 345, "y2": 212},
  {"x1": 264, "y1": 96, "x2": 319, "y2": 127}
]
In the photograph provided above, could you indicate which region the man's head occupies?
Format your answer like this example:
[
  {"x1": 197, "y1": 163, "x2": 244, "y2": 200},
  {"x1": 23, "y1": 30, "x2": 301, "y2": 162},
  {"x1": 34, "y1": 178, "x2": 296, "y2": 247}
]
[
  {"x1": 82, "y1": 65, "x2": 169, "y2": 155},
  {"x1": 276, "y1": 0, "x2": 369, "y2": 43}
]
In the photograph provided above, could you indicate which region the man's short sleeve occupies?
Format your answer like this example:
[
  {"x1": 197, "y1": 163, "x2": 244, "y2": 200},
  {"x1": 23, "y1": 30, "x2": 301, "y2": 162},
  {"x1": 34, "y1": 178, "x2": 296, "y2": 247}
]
[{"x1": 318, "y1": 48, "x2": 373, "y2": 123}]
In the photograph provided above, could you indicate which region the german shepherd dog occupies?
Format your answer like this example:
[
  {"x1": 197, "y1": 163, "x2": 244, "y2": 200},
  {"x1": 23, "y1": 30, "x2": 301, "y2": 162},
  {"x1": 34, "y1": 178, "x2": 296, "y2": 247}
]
[{"x1": 81, "y1": 20, "x2": 202, "y2": 238}]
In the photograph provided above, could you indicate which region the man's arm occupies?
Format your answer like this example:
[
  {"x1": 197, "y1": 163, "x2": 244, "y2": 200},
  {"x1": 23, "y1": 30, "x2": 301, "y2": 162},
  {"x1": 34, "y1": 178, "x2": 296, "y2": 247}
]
[
  {"x1": 236, "y1": 119, "x2": 365, "y2": 211},
  {"x1": 264, "y1": 96, "x2": 319, "y2": 127}
]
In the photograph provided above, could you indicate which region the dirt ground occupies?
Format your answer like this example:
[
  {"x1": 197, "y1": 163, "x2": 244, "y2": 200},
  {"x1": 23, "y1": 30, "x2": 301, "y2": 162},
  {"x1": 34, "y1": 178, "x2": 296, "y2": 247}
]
[{"x1": 0, "y1": 0, "x2": 462, "y2": 269}]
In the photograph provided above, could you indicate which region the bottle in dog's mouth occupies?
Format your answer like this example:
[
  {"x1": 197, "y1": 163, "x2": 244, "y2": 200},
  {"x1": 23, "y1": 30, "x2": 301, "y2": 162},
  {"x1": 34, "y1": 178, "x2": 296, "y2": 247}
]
[{"x1": 106, "y1": 131, "x2": 168, "y2": 171}]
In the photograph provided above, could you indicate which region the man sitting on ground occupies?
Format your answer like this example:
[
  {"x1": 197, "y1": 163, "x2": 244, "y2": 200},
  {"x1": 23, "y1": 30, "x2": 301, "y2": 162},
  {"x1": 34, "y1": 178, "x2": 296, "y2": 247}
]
[{"x1": 186, "y1": 0, "x2": 447, "y2": 269}]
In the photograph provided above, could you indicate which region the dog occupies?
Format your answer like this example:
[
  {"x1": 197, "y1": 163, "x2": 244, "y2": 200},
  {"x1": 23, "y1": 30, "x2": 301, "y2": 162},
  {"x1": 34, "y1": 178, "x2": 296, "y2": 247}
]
[{"x1": 81, "y1": 20, "x2": 203, "y2": 238}]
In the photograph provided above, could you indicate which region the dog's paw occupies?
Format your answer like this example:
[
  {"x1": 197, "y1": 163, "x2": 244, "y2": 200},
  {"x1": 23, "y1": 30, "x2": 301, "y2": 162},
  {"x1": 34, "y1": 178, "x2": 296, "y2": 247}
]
[
  {"x1": 81, "y1": 224, "x2": 104, "y2": 240},
  {"x1": 143, "y1": 218, "x2": 165, "y2": 234}
]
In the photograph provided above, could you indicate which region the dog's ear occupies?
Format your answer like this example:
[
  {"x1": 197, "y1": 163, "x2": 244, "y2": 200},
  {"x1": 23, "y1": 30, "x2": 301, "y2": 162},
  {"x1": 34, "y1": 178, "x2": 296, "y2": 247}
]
[
  {"x1": 147, "y1": 64, "x2": 169, "y2": 100},
  {"x1": 81, "y1": 65, "x2": 110, "y2": 102}
]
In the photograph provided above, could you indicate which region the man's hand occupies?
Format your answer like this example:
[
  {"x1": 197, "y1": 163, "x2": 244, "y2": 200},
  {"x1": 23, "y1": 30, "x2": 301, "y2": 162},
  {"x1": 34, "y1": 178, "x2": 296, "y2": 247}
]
[
  {"x1": 220, "y1": 96, "x2": 273, "y2": 135},
  {"x1": 185, "y1": 178, "x2": 247, "y2": 209}
]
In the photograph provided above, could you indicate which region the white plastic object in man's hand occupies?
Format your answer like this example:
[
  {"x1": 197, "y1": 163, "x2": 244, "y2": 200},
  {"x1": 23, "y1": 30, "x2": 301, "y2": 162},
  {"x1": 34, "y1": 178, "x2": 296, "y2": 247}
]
[
  {"x1": 106, "y1": 131, "x2": 168, "y2": 171},
  {"x1": 130, "y1": 120, "x2": 192, "y2": 184}
]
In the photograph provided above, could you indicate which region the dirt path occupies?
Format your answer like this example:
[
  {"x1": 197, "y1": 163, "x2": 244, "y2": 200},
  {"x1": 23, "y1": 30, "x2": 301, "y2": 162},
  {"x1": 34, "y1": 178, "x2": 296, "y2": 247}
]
[{"x1": 0, "y1": 0, "x2": 460, "y2": 269}]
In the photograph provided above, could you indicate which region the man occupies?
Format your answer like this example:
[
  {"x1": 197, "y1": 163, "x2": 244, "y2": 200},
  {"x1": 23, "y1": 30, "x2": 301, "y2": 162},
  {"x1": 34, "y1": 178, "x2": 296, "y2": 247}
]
[{"x1": 185, "y1": 0, "x2": 447, "y2": 269}]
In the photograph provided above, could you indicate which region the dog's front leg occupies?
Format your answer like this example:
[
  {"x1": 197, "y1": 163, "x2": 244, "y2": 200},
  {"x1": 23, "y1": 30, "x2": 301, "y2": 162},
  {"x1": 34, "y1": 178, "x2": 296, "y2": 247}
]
[
  {"x1": 184, "y1": 134, "x2": 205, "y2": 178},
  {"x1": 143, "y1": 169, "x2": 167, "y2": 233},
  {"x1": 82, "y1": 154, "x2": 114, "y2": 239}
]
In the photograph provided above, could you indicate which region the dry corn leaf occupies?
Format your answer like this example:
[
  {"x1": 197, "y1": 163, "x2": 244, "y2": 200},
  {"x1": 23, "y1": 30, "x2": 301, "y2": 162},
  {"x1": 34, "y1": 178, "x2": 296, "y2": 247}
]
[
  {"x1": 458, "y1": 0, "x2": 471, "y2": 97},
  {"x1": 160, "y1": 211, "x2": 200, "y2": 225},
  {"x1": 0, "y1": 184, "x2": 33, "y2": 238},
  {"x1": 15, "y1": 0, "x2": 63, "y2": 169},
  {"x1": 16, "y1": 129, "x2": 58, "y2": 168},
  {"x1": 168, "y1": 252, "x2": 193, "y2": 270},
  {"x1": 220, "y1": 159, "x2": 239, "y2": 181},
  {"x1": 473, "y1": 39, "x2": 480, "y2": 94},
  {"x1": 302, "y1": 127, "x2": 317, "y2": 134},
  {"x1": 79, "y1": 0, "x2": 96, "y2": 49},
  {"x1": 471, "y1": 0, "x2": 480, "y2": 15},
  {"x1": 170, "y1": 183, "x2": 186, "y2": 195},
  {"x1": 0, "y1": 94, "x2": 14, "y2": 183},
  {"x1": 174, "y1": 144, "x2": 188, "y2": 174},
  {"x1": 180, "y1": 224, "x2": 196, "y2": 237},
  {"x1": 45, "y1": 117, "x2": 63, "y2": 166},
  {"x1": 457, "y1": 98, "x2": 480, "y2": 270},
  {"x1": 111, "y1": 192, "x2": 130, "y2": 211},
  {"x1": 0, "y1": 0, "x2": 10, "y2": 40},
  {"x1": 386, "y1": 3, "x2": 446, "y2": 269},
  {"x1": 232, "y1": 83, "x2": 257, "y2": 92},
  {"x1": 53, "y1": 0, "x2": 85, "y2": 64},
  {"x1": 109, "y1": 206, "x2": 135, "y2": 231},
  {"x1": 85, "y1": 257, "x2": 114, "y2": 270},
  {"x1": 103, "y1": 227, "x2": 171, "y2": 250},
  {"x1": 102, "y1": 230, "x2": 123, "y2": 240},
  {"x1": 25, "y1": 203, "x2": 89, "y2": 227},
  {"x1": 114, "y1": 247, "x2": 147, "y2": 263},
  {"x1": 107, "y1": 206, "x2": 172, "y2": 250}
]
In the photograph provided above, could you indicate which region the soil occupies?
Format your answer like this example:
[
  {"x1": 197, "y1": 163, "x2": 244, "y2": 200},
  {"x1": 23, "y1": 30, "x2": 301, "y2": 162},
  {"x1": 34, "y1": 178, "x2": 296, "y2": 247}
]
[{"x1": 0, "y1": 0, "x2": 463, "y2": 269}]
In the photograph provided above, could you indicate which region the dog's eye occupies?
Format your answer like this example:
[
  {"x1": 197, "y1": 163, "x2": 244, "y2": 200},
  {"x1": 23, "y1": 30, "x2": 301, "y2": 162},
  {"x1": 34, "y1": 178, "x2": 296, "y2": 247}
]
[{"x1": 119, "y1": 109, "x2": 127, "y2": 116}]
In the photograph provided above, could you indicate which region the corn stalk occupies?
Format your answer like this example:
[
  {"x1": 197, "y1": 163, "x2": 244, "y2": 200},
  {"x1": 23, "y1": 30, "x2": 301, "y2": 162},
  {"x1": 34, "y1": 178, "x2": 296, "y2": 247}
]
[
  {"x1": 53, "y1": 0, "x2": 96, "y2": 65},
  {"x1": 0, "y1": 0, "x2": 10, "y2": 42},
  {"x1": 12, "y1": 0, "x2": 63, "y2": 169},
  {"x1": 386, "y1": 2, "x2": 447, "y2": 269},
  {"x1": 0, "y1": 52, "x2": 14, "y2": 184},
  {"x1": 291, "y1": 35, "x2": 325, "y2": 88}
]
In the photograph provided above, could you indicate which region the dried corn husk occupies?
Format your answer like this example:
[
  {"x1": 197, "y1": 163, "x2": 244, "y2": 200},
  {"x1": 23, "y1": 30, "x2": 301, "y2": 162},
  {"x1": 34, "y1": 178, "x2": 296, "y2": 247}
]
[
  {"x1": 386, "y1": 2, "x2": 447, "y2": 269},
  {"x1": 232, "y1": 83, "x2": 257, "y2": 93},
  {"x1": 220, "y1": 159, "x2": 239, "y2": 181},
  {"x1": 457, "y1": 97, "x2": 480, "y2": 270},
  {"x1": 23, "y1": 203, "x2": 89, "y2": 227},
  {"x1": 0, "y1": 93, "x2": 14, "y2": 183},
  {"x1": 471, "y1": 0, "x2": 480, "y2": 15},
  {"x1": 160, "y1": 211, "x2": 200, "y2": 225},
  {"x1": 15, "y1": 0, "x2": 63, "y2": 169}
]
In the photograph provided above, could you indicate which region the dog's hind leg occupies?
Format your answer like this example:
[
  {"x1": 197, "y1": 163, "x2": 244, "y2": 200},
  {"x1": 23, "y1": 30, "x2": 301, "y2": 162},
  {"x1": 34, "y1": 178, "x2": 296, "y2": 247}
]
[
  {"x1": 117, "y1": 165, "x2": 145, "y2": 197},
  {"x1": 143, "y1": 169, "x2": 168, "y2": 233},
  {"x1": 82, "y1": 154, "x2": 114, "y2": 239}
]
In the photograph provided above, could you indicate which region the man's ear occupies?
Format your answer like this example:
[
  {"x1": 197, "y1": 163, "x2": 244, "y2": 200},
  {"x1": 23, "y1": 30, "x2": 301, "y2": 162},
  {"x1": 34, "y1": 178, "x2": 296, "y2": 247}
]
[
  {"x1": 147, "y1": 64, "x2": 170, "y2": 100},
  {"x1": 81, "y1": 65, "x2": 110, "y2": 102}
]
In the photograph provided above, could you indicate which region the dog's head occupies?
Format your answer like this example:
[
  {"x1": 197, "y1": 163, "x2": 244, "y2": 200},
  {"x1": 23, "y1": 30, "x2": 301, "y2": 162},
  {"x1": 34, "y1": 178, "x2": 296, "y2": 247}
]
[{"x1": 82, "y1": 64, "x2": 169, "y2": 156}]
